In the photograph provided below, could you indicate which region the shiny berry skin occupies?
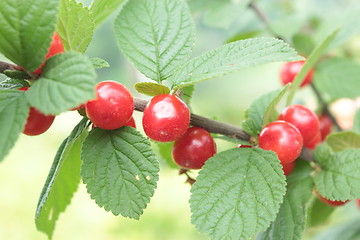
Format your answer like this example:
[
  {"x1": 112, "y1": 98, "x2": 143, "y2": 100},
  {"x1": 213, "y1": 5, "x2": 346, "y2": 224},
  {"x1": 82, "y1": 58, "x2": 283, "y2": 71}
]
[
  {"x1": 316, "y1": 191, "x2": 349, "y2": 207},
  {"x1": 142, "y1": 94, "x2": 190, "y2": 142},
  {"x1": 259, "y1": 120, "x2": 303, "y2": 164},
  {"x1": 278, "y1": 105, "x2": 320, "y2": 145},
  {"x1": 280, "y1": 60, "x2": 314, "y2": 87},
  {"x1": 282, "y1": 161, "x2": 296, "y2": 176},
  {"x1": 318, "y1": 114, "x2": 333, "y2": 141},
  {"x1": 172, "y1": 127, "x2": 216, "y2": 169},
  {"x1": 34, "y1": 33, "x2": 64, "y2": 74},
  {"x1": 19, "y1": 87, "x2": 55, "y2": 136},
  {"x1": 85, "y1": 81, "x2": 134, "y2": 130}
]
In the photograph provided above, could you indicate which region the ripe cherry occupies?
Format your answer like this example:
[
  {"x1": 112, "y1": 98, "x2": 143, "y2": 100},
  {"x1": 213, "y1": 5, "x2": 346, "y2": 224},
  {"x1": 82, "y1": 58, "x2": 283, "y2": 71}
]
[
  {"x1": 259, "y1": 120, "x2": 303, "y2": 164},
  {"x1": 125, "y1": 116, "x2": 136, "y2": 128},
  {"x1": 316, "y1": 191, "x2": 349, "y2": 207},
  {"x1": 85, "y1": 81, "x2": 134, "y2": 130},
  {"x1": 172, "y1": 127, "x2": 216, "y2": 169},
  {"x1": 282, "y1": 161, "x2": 296, "y2": 176},
  {"x1": 280, "y1": 60, "x2": 313, "y2": 87},
  {"x1": 304, "y1": 130, "x2": 321, "y2": 149},
  {"x1": 19, "y1": 87, "x2": 55, "y2": 136},
  {"x1": 34, "y1": 33, "x2": 64, "y2": 75},
  {"x1": 356, "y1": 199, "x2": 360, "y2": 209},
  {"x1": 278, "y1": 105, "x2": 320, "y2": 145},
  {"x1": 318, "y1": 114, "x2": 333, "y2": 141},
  {"x1": 142, "y1": 94, "x2": 190, "y2": 142}
]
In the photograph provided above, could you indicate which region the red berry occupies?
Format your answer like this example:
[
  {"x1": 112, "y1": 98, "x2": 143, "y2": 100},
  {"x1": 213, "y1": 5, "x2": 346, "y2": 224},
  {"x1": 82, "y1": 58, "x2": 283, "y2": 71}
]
[
  {"x1": 34, "y1": 33, "x2": 64, "y2": 74},
  {"x1": 282, "y1": 161, "x2": 296, "y2": 176},
  {"x1": 85, "y1": 81, "x2": 134, "y2": 130},
  {"x1": 316, "y1": 191, "x2": 349, "y2": 207},
  {"x1": 356, "y1": 199, "x2": 360, "y2": 209},
  {"x1": 278, "y1": 105, "x2": 320, "y2": 145},
  {"x1": 280, "y1": 60, "x2": 313, "y2": 87},
  {"x1": 304, "y1": 130, "x2": 321, "y2": 149},
  {"x1": 19, "y1": 87, "x2": 55, "y2": 136},
  {"x1": 142, "y1": 94, "x2": 190, "y2": 142},
  {"x1": 172, "y1": 127, "x2": 216, "y2": 169},
  {"x1": 318, "y1": 114, "x2": 333, "y2": 141},
  {"x1": 237, "y1": 144, "x2": 252, "y2": 148},
  {"x1": 259, "y1": 120, "x2": 303, "y2": 164},
  {"x1": 126, "y1": 116, "x2": 136, "y2": 128}
]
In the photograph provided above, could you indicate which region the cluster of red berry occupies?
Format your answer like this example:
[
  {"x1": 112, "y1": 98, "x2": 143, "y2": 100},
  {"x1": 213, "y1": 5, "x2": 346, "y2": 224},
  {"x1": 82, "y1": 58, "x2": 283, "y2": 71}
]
[{"x1": 20, "y1": 33, "x2": 64, "y2": 136}]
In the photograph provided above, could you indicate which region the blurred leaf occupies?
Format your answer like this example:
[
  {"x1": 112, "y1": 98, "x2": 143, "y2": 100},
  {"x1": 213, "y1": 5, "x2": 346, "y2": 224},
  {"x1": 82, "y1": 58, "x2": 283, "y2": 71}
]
[
  {"x1": 81, "y1": 127, "x2": 159, "y2": 219},
  {"x1": 35, "y1": 118, "x2": 88, "y2": 239},
  {"x1": 3, "y1": 70, "x2": 30, "y2": 80},
  {"x1": 135, "y1": 82, "x2": 170, "y2": 97},
  {"x1": 154, "y1": 142, "x2": 178, "y2": 169},
  {"x1": 226, "y1": 31, "x2": 260, "y2": 43},
  {"x1": 0, "y1": 90, "x2": 29, "y2": 162},
  {"x1": 257, "y1": 162, "x2": 314, "y2": 240},
  {"x1": 287, "y1": 29, "x2": 338, "y2": 105},
  {"x1": 0, "y1": 78, "x2": 29, "y2": 89},
  {"x1": 242, "y1": 86, "x2": 288, "y2": 136},
  {"x1": 354, "y1": 109, "x2": 360, "y2": 134},
  {"x1": 26, "y1": 52, "x2": 97, "y2": 115},
  {"x1": 90, "y1": 57, "x2": 110, "y2": 69},
  {"x1": 57, "y1": 0, "x2": 94, "y2": 53},
  {"x1": 114, "y1": 0, "x2": 195, "y2": 83},
  {"x1": 313, "y1": 58, "x2": 360, "y2": 101},
  {"x1": 178, "y1": 85, "x2": 195, "y2": 106},
  {"x1": 315, "y1": 217, "x2": 360, "y2": 240},
  {"x1": 313, "y1": 144, "x2": 360, "y2": 201},
  {"x1": 0, "y1": 0, "x2": 58, "y2": 71},
  {"x1": 306, "y1": 197, "x2": 335, "y2": 227},
  {"x1": 190, "y1": 148, "x2": 286, "y2": 240},
  {"x1": 292, "y1": 33, "x2": 315, "y2": 57},
  {"x1": 89, "y1": 0, "x2": 125, "y2": 28},
  {"x1": 170, "y1": 38, "x2": 302, "y2": 90},
  {"x1": 326, "y1": 131, "x2": 360, "y2": 152}
]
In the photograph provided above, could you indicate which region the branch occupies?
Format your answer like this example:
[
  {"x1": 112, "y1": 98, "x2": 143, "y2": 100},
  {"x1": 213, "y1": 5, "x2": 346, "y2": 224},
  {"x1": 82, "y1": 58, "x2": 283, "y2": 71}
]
[
  {"x1": 310, "y1": 83, "x2": 342, "y2": 131},
  {"x1": 134, "y1": 98, "x2": 314, "y2": 162},
  {"x1": 248, "y1": 1, "x2": 284, "y2": 41},
  {"x1": 134, "y1": 98, "x2": 250, "y2": 141}
]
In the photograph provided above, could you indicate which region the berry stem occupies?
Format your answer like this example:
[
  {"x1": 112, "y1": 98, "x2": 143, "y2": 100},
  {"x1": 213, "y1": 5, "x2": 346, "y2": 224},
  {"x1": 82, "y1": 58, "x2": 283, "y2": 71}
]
[
  {"x1": 0, "y1": 61, "x2": 20, "y2": 74},
  {"x1": 310, "y1": 83, "x2": 342, "y2": 131}
]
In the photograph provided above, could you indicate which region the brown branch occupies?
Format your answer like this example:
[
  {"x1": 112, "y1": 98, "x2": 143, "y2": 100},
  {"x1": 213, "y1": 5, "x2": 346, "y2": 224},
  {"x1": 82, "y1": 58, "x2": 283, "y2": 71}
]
[
  {"x1": 134, "y1": 98, "x2": 250, "y2": 141},
  {"x1": 248, "y1": 1, "x2": 284, "y2": 41},
  {"x1": 310, "y1": 83, "x2": 342, "y2": 131}
]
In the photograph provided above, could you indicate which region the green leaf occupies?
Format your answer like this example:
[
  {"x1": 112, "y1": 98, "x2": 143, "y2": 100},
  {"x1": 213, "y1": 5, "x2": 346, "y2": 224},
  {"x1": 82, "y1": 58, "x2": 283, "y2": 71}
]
[
  {"x1": 0, "y1": 89, "x2": 29, "y2": 162},
  {"x1": 242, "y1": 86, "x2": 288, "y2": 136},
  {"x1": 81, "y1": 127, "x2": 159, "y2": 219},
  {"x1": 57, "y1": 0, "x2": 94, "y2": 53},
  {"x1": 170, "y1": 37, "x2": 302, "y2": 90},
  {"x1": 313, "y1": 144, "x2": 360, "y2": 201},
  {"x1": 257, "y1": 162, "x2": 314, "y2": 240},
  {"x1": 114, "y1": 0, "x2": 195, "y2": 83},
  {"x1": 26, "y1": 52, "x2": 97, "y2": 115},
  {"x1": 292, "y1": 33, "x2": 315, "y2": 57},
  {"x1": 134, "y1": 82, "x2": 170, "y2": 97},
  {"x1": 190, "y1": 148, "x2": 286, "y2": 240},
  {"x1": 313, "y1": 58, "x2": 360, "y2": 101},
  {"x1": 90, "y1": 57, "x2": 110, "y2": 69},
  {"x1": 306, "y1": 197, "x2": 335, "y2": 227},
  {"x1": 177, "y1": 85, "x2": 195, "y2": 106},
  {"x1": 326, "y1": 131, "x2": 360, "y2": 152},
  {"x1": 287, "y1": 29, "x2": 339, "y2": 105},
  {"x1": 0, "y1": 0, "x2": 58, "y2": 71},
  {"x1": 35, "y1": 118, "x2": 88, "y2": 239},
  {"x1": 354, "y1": 109, "x2": 360, "y2": 134},
  {"x1": 3, "y1": 70, "x2": 30, "y2": 80},
  {"x1": 226, "y1": 31, "x2": 260, "y2": 43},
  {"x1": 0, "y1": 78, "x2": 29, "y2": 90},
  {"x1": 89, "y1": 0, "x2": 126, "y2": 28}
]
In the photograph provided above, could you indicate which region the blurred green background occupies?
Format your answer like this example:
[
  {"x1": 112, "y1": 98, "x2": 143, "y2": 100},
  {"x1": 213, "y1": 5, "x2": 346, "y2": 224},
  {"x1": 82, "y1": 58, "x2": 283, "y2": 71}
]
[{"x1": 1, "y1": 0, "x2": 360, "y2": 239}]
